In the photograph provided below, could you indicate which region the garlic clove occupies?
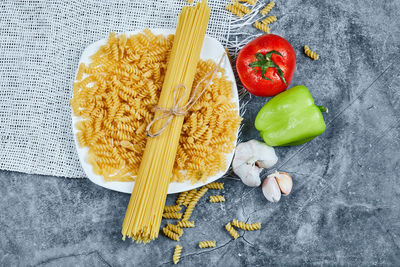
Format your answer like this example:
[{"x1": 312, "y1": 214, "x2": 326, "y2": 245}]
[
  {"x1": 275, "y1": 172, "x2": 293, "y2": 196},
  {"x1": 262, "y1": 175, "x2": 281, "y2": 202},
  {"x1": 249, "y1": 140, "x2": 278, "y2": 168},
  {"x1": 232, "y1": 161, "x2": 262, "y2": 187}
]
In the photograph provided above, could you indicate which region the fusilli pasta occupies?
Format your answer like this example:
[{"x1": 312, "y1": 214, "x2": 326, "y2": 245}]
[
  {"x1": 71, "y1": 30, "x2": 242, "y2": 184},
  {"x1": 198, "y1": 241, "x2": 216, "y2": 248},
  {"x1": 304, "y1": 45, "x2": 319, "y2": 60},
  {"x1": 205, "y1": 182, "x2": 224, "y2": 190},
  {"x1": 254, "y1": 21, "x2": 271, "y2": 33},
  {"x1": 173, "y1": 245, "x2": 183, "y2": 264},
  {"x1": 183, "y1": 189, "x2": 197, "y2": 206},
  {"x1": 261, "y1": 15, "x2": 277, "y2": 25},
  {"x1": 232, "y1": 219, "x2": 261, "y2": 231},
  {"x1": 225, "y1": 222, "x2": 239, "y2": 239},
  {"x1": 163, "y1": 227, "x2": 180, "y2": 241},
  {"x1": 209, "y1": 195, "x2": 225, "y2": 203},
  {"x1": 232, "y1": 1, "x2": 252, "y2": 15},
  {"x1": 260, "y1": 1, "x2": 275, "y2": 16},
  {"x1": 164, "y1": 205, "x2": 182, "y2": 213},
  {"x1": 177, "y1": 220, "x2": 195, "y2": 228},
  {"x1": 182, "y1": 202, "x2": 196, "y2": 221},
  {"x1": 163, "y1": 212, "x2": 183, "y2": 219},
  {"x1": 176, "y1": 191, "x2": 188, "y2": 206},
  {"x1": 166, "y1": 223, "x2": 184, "y2": 236},
  {"x1": 225, "y1": 4, "x2": 245, "y2": 18}
]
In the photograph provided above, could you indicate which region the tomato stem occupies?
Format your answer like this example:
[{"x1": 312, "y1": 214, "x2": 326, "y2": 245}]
[{"x1": 248, "y1": 50, "x2": 287, "y2": 85}]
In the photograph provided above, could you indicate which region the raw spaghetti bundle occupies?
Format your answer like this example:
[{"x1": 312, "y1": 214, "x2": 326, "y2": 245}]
[{"x1": 122, "y1": 1, "x2": 210, "y2": 242}]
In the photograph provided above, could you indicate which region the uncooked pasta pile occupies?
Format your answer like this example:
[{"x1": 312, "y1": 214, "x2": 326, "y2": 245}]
[{"x1": 71, "y1": 30, "x2": 241, "y2": 184}]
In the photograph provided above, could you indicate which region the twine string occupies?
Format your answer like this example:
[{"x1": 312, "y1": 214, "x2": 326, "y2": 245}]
[{"x1": 145, "y1": 53, "x2": 226, "y2": 137}]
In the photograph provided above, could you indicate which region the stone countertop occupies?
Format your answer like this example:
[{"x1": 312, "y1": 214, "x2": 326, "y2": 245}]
[{"x1": 1, "y1": 0, "x2": 400, "y2": 266}]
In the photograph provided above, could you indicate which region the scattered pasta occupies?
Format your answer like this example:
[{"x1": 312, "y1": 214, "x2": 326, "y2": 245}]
[
  {"x1": 232, "y1": 0, "x2": 252, "y2": 15},
  {"x1": 163, "y1": 212, "x2": 183, "y2": 219},
  {"x1": 232, "y1": 219, "x2": 261, "y2": 231},
  {"x1": 166, "y1": 223, "x2": 184, "y2": 236},
  {"x1": 186, "y1": 0, "x2": 194, "y2": 4},
  {"x1": 205, "y1": 182, "x2": 224, "y2": 189},
  {"x1": 182, "y1": 202, "x2": 196, "y2": 221},
  {"x1": 183, "y1": 189, "x2": 197, "y2": 206},
  {"x1": 225, "y1": 222, "x2": 239, "y2": 239},
  {"x1": 176, "y1": 191, "x2": 188, "y2": 206},
  {"x1": 177, "y1": 220, "x2": 195, "y2": 228},
  {"x1": 71, "y1": 30, "x2": 242, "y2": 184},
  {"x1": 261, "y1": 15, "x2": 277, "y2": 25},
  {"x1": 164, "y1": 205, "x2": 182, "y2": 213},
  {"x1": 260, "y1": 1, "x2": 275, "y2": 16},
  {"x1": 225, "y1": 3, "x2": 245, "y2": 18},
  {"x1": 198, "y1": 241, "x2": 216, "y2": 248},
  {"x1": 209, "y1": 195, "x2": 225, "y2": 203},
  {"x1": 173, "y1": 245, "x2": 183, "y2": 264},
  {"x1": 182, "y1": 187, "x2": 208, "y2": 221},
  {"x1": 304, "y1": 45, "x2": 319, "y2": 60},
  {"x1": 254, "y1": 21, "x2": 271, "y2": 33},
  {"x1": 190, "y1": 187, "x2": 208, "y2": 204},
  {"x1": 163, "y1": 227, "x2": 180, "y2": 241}
]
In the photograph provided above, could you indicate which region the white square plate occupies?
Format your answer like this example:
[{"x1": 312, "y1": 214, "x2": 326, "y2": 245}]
[{"x1": 71, "y1": 29, "x2": 239, "y2": 194}]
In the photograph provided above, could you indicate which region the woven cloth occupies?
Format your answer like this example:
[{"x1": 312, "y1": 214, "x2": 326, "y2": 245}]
[{"x1": 0, "y1": 0, "x2": 234, "y2": 178}]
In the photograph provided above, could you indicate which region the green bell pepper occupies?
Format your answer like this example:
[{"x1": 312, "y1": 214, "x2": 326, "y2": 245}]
[{"x1": 255, "y1": 85, "x2": 327, "y2": 146}]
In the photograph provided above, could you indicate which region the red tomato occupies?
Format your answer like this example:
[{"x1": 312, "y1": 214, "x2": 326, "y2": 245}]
[{"x1": 236, "y1": 34, "x2": 296, "y2": 97}]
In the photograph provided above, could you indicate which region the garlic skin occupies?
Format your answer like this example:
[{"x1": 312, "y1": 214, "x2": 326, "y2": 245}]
[
  {"x1": 233, "y1": 162, "x2": 262, "y2": 187},
  {"x1": 232, "y1": 140, "x2": 278, "y2": 187},
  {"x1": 274, "y1": 172, "x2": 293, "y2": 196},
  {"x1": 262, "y1": 175, "x2": 281, "y2": 202}
]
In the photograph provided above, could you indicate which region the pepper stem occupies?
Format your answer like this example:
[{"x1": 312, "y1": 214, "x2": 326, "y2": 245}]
[{"x1": 317, "y1": 105, "x2": 328, "y2": 113}]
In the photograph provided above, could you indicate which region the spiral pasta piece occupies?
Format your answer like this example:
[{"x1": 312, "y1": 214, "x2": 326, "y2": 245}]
[
  {"x1": 163, "y1": 227, "x2": 180, "y2": 241},
  {"x1": 209, "y1": 195, "x2": 225, "y2": 203},
  {"x1": 182, "y1": 187, "x2": 209, "y2": 221},
  {"x1": 261, "y1": 15, "x2": 277, "y2": 25},
  {"x1": 232, "y1": 0, "x2": 252, "y2": 15},
  {"x1": 254, "y1": 21, "x2": 271, "y2": 33},
  {"x1": 205, "y1": 182, "x2": 224, "y2": 190},
  {"x1": 183, "y1": 189, "x2": 197, "y2": 206},
  {"x1": 304, "y1": 45, "x2": 319, "y2": 60},
  {"x1": 260, "y1": 1, "x2": 275, "y2": 16},
  {"x1": 177, "y1": 220, "x2": 195, "y2": 228},
  {"x1": 190, "y1": 187, "x2": 208, "y2": 204},
  {"x1": 163, "y1": 212, "x2": 183, "y2": 219},
  {"x1": 225, "y1": 222, "x2": 239, "y2": 239},
  {"x1": 166, "y1": 223, "x2": 184, "y2": 236},
  {"x1": 225, "y1": 4, "x2": 245, "y2": 18},
  {"x1": 164, "y1": 205, "x2": 182, "y2": 213},
  {"x1": 232, "y1": 219, "x2": 261, "y2": 231},
  {"x1": 198, "y1": 241, "x2": 216, "y2": 248},
  {"x1": 182, "y1": 202, "x2": 196, "y2": 221},
  {"x1": 173, "y1": 245, "x2": 183, "y2": 264},
  {"x1": 176, "y1": 191, "x2": 188, "y2": 205}
]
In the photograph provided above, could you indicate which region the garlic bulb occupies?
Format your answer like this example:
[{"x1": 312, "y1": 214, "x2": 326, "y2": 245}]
[
  {"x1": 262, "y1": 175, "x2": 281, "y2": 202},
  {"x1": 232, "y1": 140, "x2": 278, "y2": 187}
]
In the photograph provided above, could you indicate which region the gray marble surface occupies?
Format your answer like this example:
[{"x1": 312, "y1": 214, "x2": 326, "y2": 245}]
[{"x1": 1, "y1": 0, "x2": 400, "y2": 266}]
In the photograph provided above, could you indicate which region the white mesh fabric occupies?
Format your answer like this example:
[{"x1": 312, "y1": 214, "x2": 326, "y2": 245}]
[{"x1": 0, "y1": 0, "x2": 233, "y2": 178}]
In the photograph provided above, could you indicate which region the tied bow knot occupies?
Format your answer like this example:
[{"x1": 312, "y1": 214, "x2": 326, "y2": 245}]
[{"x1": 145, "y1": 53, "x2": 226, "y2": 137}]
